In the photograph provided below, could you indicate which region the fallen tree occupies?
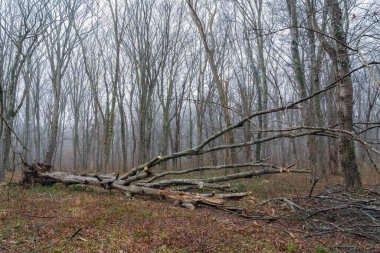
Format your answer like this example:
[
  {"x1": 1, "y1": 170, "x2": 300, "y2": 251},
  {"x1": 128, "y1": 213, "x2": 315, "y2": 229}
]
[{"x1": 21, "y1": 159, "x2": 307, "y2": 209}]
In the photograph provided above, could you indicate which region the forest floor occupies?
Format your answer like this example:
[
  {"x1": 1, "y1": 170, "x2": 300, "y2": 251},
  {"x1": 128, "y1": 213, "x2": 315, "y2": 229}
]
[{"x1": 1, "y1": 167, "x2": 379, "y2": 253}]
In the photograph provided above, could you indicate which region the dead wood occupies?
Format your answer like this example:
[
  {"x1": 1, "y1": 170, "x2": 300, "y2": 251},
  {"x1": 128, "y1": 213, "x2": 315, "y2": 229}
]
[
  {"x1": 144, "y1": 161, "x2": 269, "y2": 183},
  {"x1": 21, "y1": 162, "x2": 53, "y2": 186},
  {"x1": 258, "y1": 186, "x2": 380, "y2": 243},
  {"x1": 139, "y1": 165, "x2": 300, "y2": 189},
  {"x1": 20, "y1": 162, "x2": 255, "y2": 208},
  {"x1": 21, "y1": 160, "x2": 310, "y2": 211}
]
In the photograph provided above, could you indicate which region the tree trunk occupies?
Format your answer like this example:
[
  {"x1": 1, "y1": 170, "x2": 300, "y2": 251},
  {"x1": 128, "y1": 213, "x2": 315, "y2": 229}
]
[
  {"x1": 287, "y1": 0, "x2": 318, "y2": 178},
  {"x1": 44, "y1": 76, "x2": 60, "y2": 167},
  {"x1": 327, "y1": 65, "x2": 339, "y2": 175},
  {"x1": 328, "y1": 0, "x2": 362, "y2": 190}
]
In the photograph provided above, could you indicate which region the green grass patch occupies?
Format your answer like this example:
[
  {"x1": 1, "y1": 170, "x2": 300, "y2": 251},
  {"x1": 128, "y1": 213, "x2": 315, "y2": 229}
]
[
  {"x1": 95, "y1": 219, "x2": 107, "y2": 226},
  {"x1": 31, "y1": 184, "x2": 57, "y2": 193},
  {"x1": 314, "y1": 244, "x2": 331, "y2": 253},
  {"x1": 286, "y1": 241, "x2": 299, "y2": 252},
  {"x1": 132, "y1": 231, "x2": 151, "y2": 240},
  {"x1": 142, "y1": 210, "x2": 153, "y2": 217}
]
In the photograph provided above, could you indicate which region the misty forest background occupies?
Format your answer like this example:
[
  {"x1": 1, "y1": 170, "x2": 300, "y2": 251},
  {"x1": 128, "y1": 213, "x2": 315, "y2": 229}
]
[{"x1": 0, "y1": 0, "x2": 380, "y2": 183}]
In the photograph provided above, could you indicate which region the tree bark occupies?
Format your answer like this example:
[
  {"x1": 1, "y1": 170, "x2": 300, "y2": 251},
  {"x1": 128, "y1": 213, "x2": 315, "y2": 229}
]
[
  {"x1": 44, "y1": 75, "x2": 61, "y2": 167},
  {"x1": 328, "y1": 0, "x2": 362, "y2": 190}
]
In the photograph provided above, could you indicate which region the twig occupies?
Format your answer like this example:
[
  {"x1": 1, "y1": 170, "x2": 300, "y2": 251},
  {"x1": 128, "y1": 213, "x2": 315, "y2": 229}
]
[
  {"x1": 309, "y1": 177, "x2": 320, "y2": 197},
  {"x1": 257, "y1": 198, "x2": 305, "y2": 211},
  {"x1": 71, "y1": 228, "x2": 82, "y2": 239}
]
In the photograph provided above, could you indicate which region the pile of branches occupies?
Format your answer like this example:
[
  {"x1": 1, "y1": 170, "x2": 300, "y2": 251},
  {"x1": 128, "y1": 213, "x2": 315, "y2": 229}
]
[
  {"x1": 300, "y1": 186, "x2": 380, "y2": 242},
  {"x1": 257, "y1": 186, "x2": 380, "y2": 243}
]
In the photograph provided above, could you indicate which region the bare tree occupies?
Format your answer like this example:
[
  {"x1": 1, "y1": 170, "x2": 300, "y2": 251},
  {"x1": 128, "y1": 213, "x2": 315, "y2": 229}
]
[
  {"x1": 0, "y1": 0, "x2": 47, "y2": 179},
  {"x1": 43, "y1": 0, "x2": 82, "y2": 167},
  {"x1": 326, "y1": 0, "x2": 362, "y2": 189},
  {"x1": 287, "y1": 0, "x2": 321, "y2": 178},
  {"x1": 186, "y1": 0, "x2": 238, "y2": 164},
  {"x1": 234, "y1": 0, "x2": 269, "y2": 161}
]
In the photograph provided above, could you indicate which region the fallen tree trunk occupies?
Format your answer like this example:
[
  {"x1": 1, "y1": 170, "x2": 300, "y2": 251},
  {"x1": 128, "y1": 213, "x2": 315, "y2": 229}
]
[
  {"x1": 20, "y1": 163, "x2": 248, "y2": 208},
  {"x1": 21, "y1": 160, "x2": 309, "y2": 209}
]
